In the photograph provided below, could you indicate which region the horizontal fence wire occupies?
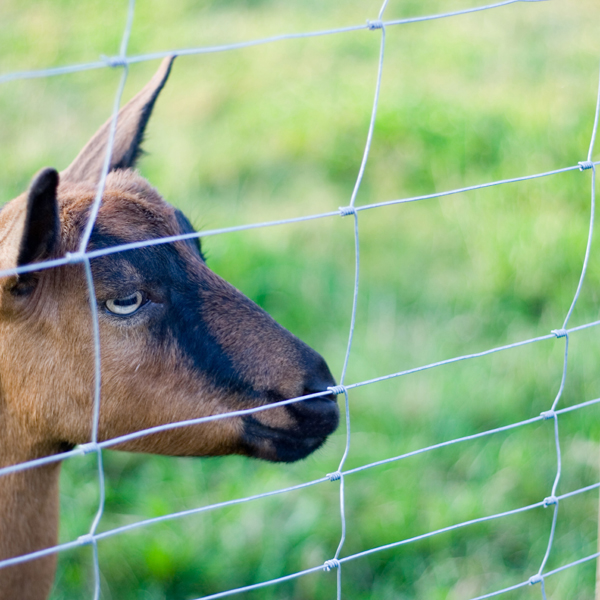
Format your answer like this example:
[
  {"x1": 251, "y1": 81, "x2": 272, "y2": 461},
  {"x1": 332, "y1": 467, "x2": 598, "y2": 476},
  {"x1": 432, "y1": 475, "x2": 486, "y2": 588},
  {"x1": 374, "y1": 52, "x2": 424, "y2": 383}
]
[
  {"x1": 0, "y1": 0, "x2": 539, "y2": 85},
  {"x1": 2, "y1": 393, "x2": 600, "y2": 571},
  {"x1": 0, "y1": 0, "x2": 598, "y2": 599},
  {"x1": 2, "y1": 320, "x2": 600, "y2": 481}
]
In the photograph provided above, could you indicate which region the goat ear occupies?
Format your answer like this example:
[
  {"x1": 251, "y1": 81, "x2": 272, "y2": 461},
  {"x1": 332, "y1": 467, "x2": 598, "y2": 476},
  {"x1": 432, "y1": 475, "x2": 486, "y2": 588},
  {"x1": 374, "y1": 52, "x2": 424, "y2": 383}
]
[
  {"x1": 61, "y1": 56, "x2": 175, "y2": 185},
  {"x1": 17, "y1": 168, "x2": 60, "y2": 267}
]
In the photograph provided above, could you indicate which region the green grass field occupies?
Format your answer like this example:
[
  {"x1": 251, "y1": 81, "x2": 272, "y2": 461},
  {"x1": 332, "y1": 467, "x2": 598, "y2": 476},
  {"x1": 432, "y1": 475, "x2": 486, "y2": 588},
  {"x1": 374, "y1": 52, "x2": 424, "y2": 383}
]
[{"x1": 3, "y1": 0, "x2": 600, "y2": 598}]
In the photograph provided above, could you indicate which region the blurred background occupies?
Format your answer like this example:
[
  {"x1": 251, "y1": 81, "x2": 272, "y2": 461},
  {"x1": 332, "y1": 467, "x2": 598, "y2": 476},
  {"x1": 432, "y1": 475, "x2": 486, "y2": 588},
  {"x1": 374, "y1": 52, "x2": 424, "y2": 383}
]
[{"x1": 2, "y1": 0, "x2": 600, "y2": 598}]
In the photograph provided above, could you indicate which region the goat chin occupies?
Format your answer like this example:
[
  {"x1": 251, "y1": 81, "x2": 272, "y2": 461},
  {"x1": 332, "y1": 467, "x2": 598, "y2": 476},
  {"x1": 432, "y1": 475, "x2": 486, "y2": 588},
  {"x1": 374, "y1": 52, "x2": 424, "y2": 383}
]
[{"x1": 242, "y1": 395, "x2": 340, "y2": 463}]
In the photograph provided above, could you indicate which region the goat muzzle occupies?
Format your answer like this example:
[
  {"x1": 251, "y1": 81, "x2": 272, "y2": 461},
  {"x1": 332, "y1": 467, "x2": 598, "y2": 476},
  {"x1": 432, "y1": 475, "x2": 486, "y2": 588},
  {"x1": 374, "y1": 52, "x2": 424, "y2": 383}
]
[{"x1": 241, "y1": 369, "x2": 340, "y2": 463}]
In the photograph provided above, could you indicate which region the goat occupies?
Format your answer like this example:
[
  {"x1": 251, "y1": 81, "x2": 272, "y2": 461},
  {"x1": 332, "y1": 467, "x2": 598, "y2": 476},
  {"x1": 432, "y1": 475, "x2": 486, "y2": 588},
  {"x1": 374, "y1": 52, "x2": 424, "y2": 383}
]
[{"x1": 0, "y1": 57, "x2": 339, "y2": 600}]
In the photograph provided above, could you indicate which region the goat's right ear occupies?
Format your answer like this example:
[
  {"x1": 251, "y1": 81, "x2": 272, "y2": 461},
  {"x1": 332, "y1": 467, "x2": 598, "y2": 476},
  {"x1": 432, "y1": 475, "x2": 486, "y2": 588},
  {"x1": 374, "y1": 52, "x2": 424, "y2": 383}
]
[
  {"x1": 17, "y1": 167, "x2": 60, "y2": 267},
  {"x1": 61, "y1": 56, "x2": 175, "y2": 185}
]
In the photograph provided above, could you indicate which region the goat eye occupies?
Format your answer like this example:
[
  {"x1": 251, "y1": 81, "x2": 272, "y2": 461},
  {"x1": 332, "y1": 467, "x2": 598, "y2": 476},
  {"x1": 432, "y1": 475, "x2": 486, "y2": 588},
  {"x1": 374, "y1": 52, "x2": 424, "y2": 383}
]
[{"x1": 105, "y1": 292, "x2": 145, "y2": 316}]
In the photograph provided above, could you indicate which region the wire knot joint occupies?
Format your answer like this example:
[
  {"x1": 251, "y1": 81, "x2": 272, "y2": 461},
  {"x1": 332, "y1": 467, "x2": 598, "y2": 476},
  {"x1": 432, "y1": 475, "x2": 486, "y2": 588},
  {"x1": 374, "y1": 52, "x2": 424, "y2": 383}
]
[
  {"x1": 578, "y1": 160, "x2": 594, "y2": 171},
  {"x1": 540, "y1": 410, "x2": 556, "y2": 421},
  {"x1": 528, "y1": 574, "x2": 543, "y2": 585},
  {"x1": 543, "y1": 495, "x2": 558, "y2": 507},
  {"x1": 367, "y1": 19, "x2": 384, "y2": 30},
  {"x1": 65, "y1": 251, "x2": 86, "y2": 264},
  {"x1": 339, "y1": 206, "x2": 357, "y2": 217},
  {"x1": 102, "y1": 55, "x2": 128, "y2": 68},
  {"x1": 551, "y1": 328, "x2": 568, "y2": 338},
  {"x1": 324, "y1": 558, "x2": 341, "y2": 571},
  {"x1": 327, "y1": 385, "x2": 347, "y2": 396},
  {"x1": 78, "y1": 442, "x2": 100, "y2": 455},
  {"x1": 78, "y1": 533, "x2": 95, "y2": 546},
  {"x1": 327, "y1": 471, "x2": 342, "y2": 482}
]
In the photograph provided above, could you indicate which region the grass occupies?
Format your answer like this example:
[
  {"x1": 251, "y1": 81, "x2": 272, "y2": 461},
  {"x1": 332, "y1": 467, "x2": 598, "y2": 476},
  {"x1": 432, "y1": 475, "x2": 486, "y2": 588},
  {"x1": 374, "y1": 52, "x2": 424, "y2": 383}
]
[{"x1": 2, "y1": 0, "x2": 600, "y2": 598}]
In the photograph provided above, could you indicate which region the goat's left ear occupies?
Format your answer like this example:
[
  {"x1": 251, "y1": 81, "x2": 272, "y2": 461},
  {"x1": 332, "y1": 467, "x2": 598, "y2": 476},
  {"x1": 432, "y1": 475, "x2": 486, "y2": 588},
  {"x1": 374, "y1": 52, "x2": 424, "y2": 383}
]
[
  {"x1": 61, "y1": 56, "x2": 175, "y2": 185},
  {"x1": 17, "y1": 168, "x2": 60, "y2": 267}
]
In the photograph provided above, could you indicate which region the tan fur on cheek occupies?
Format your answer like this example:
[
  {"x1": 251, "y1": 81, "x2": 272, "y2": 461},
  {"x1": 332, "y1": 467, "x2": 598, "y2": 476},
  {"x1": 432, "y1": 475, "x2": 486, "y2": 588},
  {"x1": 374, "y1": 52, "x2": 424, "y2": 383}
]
[
  {"x1": 0, "y1": 267, "x2": 96, "y2": 451},
  {"x1": 95, "y1": 325, "x2": 248, "y2": 456}
]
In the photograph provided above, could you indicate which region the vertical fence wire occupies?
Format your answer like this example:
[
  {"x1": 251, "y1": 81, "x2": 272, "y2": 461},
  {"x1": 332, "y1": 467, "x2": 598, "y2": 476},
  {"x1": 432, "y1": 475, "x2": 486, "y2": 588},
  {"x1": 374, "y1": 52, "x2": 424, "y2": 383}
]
[
  {"x1": 79, "y1": 2, "x2": 136, "y2": 596},
  {"x1": 526, "y1": 54, "x2": 600, "y2": 595}
]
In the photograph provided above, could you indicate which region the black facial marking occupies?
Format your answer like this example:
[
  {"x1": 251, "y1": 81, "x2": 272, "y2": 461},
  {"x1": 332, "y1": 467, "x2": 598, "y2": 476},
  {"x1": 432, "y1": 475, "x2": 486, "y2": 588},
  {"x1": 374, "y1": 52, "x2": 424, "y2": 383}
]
[{"x1": 89, "y1": 228, "x2": 254, "y2": 398}]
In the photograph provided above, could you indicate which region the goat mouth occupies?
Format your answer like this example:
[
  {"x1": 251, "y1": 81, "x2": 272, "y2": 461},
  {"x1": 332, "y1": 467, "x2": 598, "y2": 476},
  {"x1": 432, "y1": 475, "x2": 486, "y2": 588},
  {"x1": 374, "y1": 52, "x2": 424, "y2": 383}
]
[{"x1": 241, "y1": 398, "x2": 339, "y2": 463}]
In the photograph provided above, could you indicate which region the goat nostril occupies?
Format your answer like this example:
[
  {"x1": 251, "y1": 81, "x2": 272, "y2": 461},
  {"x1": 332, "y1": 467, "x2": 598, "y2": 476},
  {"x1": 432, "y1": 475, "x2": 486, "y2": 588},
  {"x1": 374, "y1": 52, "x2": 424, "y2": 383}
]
[
  {"x1": 301, "y1": 355, "x2": 337, "y2": 399},
  {"x1": 287, "y1": 350, "x2": 339, "y2": 436}
]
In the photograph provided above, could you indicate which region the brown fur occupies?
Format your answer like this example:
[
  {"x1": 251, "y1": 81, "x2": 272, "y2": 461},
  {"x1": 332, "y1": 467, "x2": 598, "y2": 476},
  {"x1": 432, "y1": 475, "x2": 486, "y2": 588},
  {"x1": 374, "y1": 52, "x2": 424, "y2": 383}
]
[{"x1": 0, "y1": 58, "x2": 338, "y2": 599}]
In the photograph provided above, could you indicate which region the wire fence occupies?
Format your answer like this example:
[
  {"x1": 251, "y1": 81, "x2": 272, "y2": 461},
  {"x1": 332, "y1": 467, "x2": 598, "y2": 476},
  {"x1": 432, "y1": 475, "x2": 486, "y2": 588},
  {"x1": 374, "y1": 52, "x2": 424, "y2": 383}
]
[{"x1": 1, "y1": 1, "x2": 599, "y2": 599}]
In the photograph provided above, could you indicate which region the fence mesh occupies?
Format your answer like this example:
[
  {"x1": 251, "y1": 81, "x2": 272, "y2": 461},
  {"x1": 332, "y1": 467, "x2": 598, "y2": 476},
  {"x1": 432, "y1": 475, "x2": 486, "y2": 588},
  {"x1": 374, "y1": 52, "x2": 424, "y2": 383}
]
[{"x1": 1, "y1": 1, "x2": 600, "y2": 599}]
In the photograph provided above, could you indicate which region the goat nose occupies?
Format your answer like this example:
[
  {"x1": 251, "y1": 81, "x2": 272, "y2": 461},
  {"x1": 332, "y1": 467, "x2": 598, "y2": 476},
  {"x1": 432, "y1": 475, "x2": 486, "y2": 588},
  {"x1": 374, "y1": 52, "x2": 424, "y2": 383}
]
[
  {"x1": 302, "y1": 353, "x2": 337, "y2": 401},
  {"x1": 285, "y1": 353, "x2": 340, "y2": 436}
]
